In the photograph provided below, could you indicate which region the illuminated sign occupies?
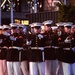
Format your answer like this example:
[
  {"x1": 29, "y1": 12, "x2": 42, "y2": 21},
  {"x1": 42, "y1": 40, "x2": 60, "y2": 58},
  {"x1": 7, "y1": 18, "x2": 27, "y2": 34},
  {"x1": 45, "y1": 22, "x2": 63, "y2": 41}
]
[
  {"x1": 14, "y1": 19, "x2": 29, "y2": 25},
  {"x1": 21, "y1": 20, "x2": 29, "y2": 25}
]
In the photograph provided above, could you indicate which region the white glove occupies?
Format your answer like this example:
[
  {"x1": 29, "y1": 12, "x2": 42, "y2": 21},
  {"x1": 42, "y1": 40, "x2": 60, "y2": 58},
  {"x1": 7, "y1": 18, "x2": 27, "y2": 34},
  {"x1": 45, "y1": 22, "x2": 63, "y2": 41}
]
[
  {"x1": 2, "y1": 32, "x2": 10, "y2": 36},
  {"x1": 64, "y1": 38, "x2": 71, "y2": 43},
  {"x1": 57, "y1": 31, "x2": 62, "y2": 36},
  {"x1": 72, "y1": 47, "x2": 75, "y2": 51},
  {"x1": 26, "y1": 40, "x2": 32, "y2": 45},
  {"x1": 0, "y1": 39, "x2": 3, "y2": 43},
  {"x1": 39, "y1": 47, "x2": 44, "y2": 51},
  {"x1": 38, "y1": 34, "x2": 43, "y2": 39},
  {"x1": 10, "y1": 36, "x2": 16, "y2": 41}
]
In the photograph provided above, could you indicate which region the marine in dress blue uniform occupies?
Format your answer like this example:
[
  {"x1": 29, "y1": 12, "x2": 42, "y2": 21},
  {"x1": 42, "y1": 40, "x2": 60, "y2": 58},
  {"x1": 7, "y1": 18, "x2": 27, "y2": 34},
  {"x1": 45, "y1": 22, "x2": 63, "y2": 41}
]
[
  {"x1": 6, "y1": 23, "x2": 22, "y2": 75},
  {"x1": 27, "y1": 23, "x2": 45, "y2": 75},
  {"x1": 55, "y1": 22, "x2": 66, "y2": 75},
  {"x1": 17, "y1": 24, "x2": 29, "y2": 75},
  {"x1": 43, "y1": 20, "x2": 58, "y2": 75},
  {"x1": 61, "y1": 22, "x2": 75, "y2": 75},
  {"x1": 0, "y1": 25, "x2": 8, "y2": 75}
]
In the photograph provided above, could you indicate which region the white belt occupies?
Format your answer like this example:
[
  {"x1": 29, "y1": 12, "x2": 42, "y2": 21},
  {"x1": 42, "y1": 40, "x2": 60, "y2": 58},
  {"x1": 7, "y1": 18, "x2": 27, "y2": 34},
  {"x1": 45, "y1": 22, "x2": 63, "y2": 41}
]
[
  {"x1": 44, "y1": 46, "x2": 51, "y2": 48},
  {"x1": 63, "y1": 48, "x2": 71, "y2": 50},
  {"x1": 44, "y1": 46, "x2": 59, "y2": 49},
  {"x1": 9, "y1": 46, "x2": 23, "y2": 50},
  {"x1": 2, "y1": 46, "x2": 8, "y2": 49},
  {"x1": 52, "y1": 46, "x2": 59, "y2": 49},
  {"x1": 31, "y1": 47, "x2": 44, "y2": 51}
]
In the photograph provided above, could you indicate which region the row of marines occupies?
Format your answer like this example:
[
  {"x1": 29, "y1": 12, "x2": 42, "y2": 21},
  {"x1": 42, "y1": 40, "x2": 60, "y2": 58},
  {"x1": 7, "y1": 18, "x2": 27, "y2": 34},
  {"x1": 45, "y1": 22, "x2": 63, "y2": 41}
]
[{"x1": 0, "y1": 20, "x2": 75, "y2": 75}]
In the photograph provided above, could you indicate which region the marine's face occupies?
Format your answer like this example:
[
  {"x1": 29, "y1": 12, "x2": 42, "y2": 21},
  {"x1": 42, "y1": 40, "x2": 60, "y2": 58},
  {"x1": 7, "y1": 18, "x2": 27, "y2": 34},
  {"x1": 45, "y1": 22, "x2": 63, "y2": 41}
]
[
  {"x1": 11, "y1": 28, "x2": 18, "y2": 34},
  {"x1": 57, "y1": 26, "x2": 64, "y2": 32},
  {"x1": 44, "y1": 25, "x2": 51, "y2": 32},
  {"x1": 71, "y1": 28, "x2": 75, "y2": 33},
  {"x1": 34, "y1": 27, "x2": 41, "y2": 34},
  {"x1": 64, "y1": 27, "x2": 71, "y2": 33},
  {"x1": 6, "y1": 29, "x2": 11, "y2": 34},
  {"x1": 19, "y1": 27, "x2": 23, "y2": 32}
]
